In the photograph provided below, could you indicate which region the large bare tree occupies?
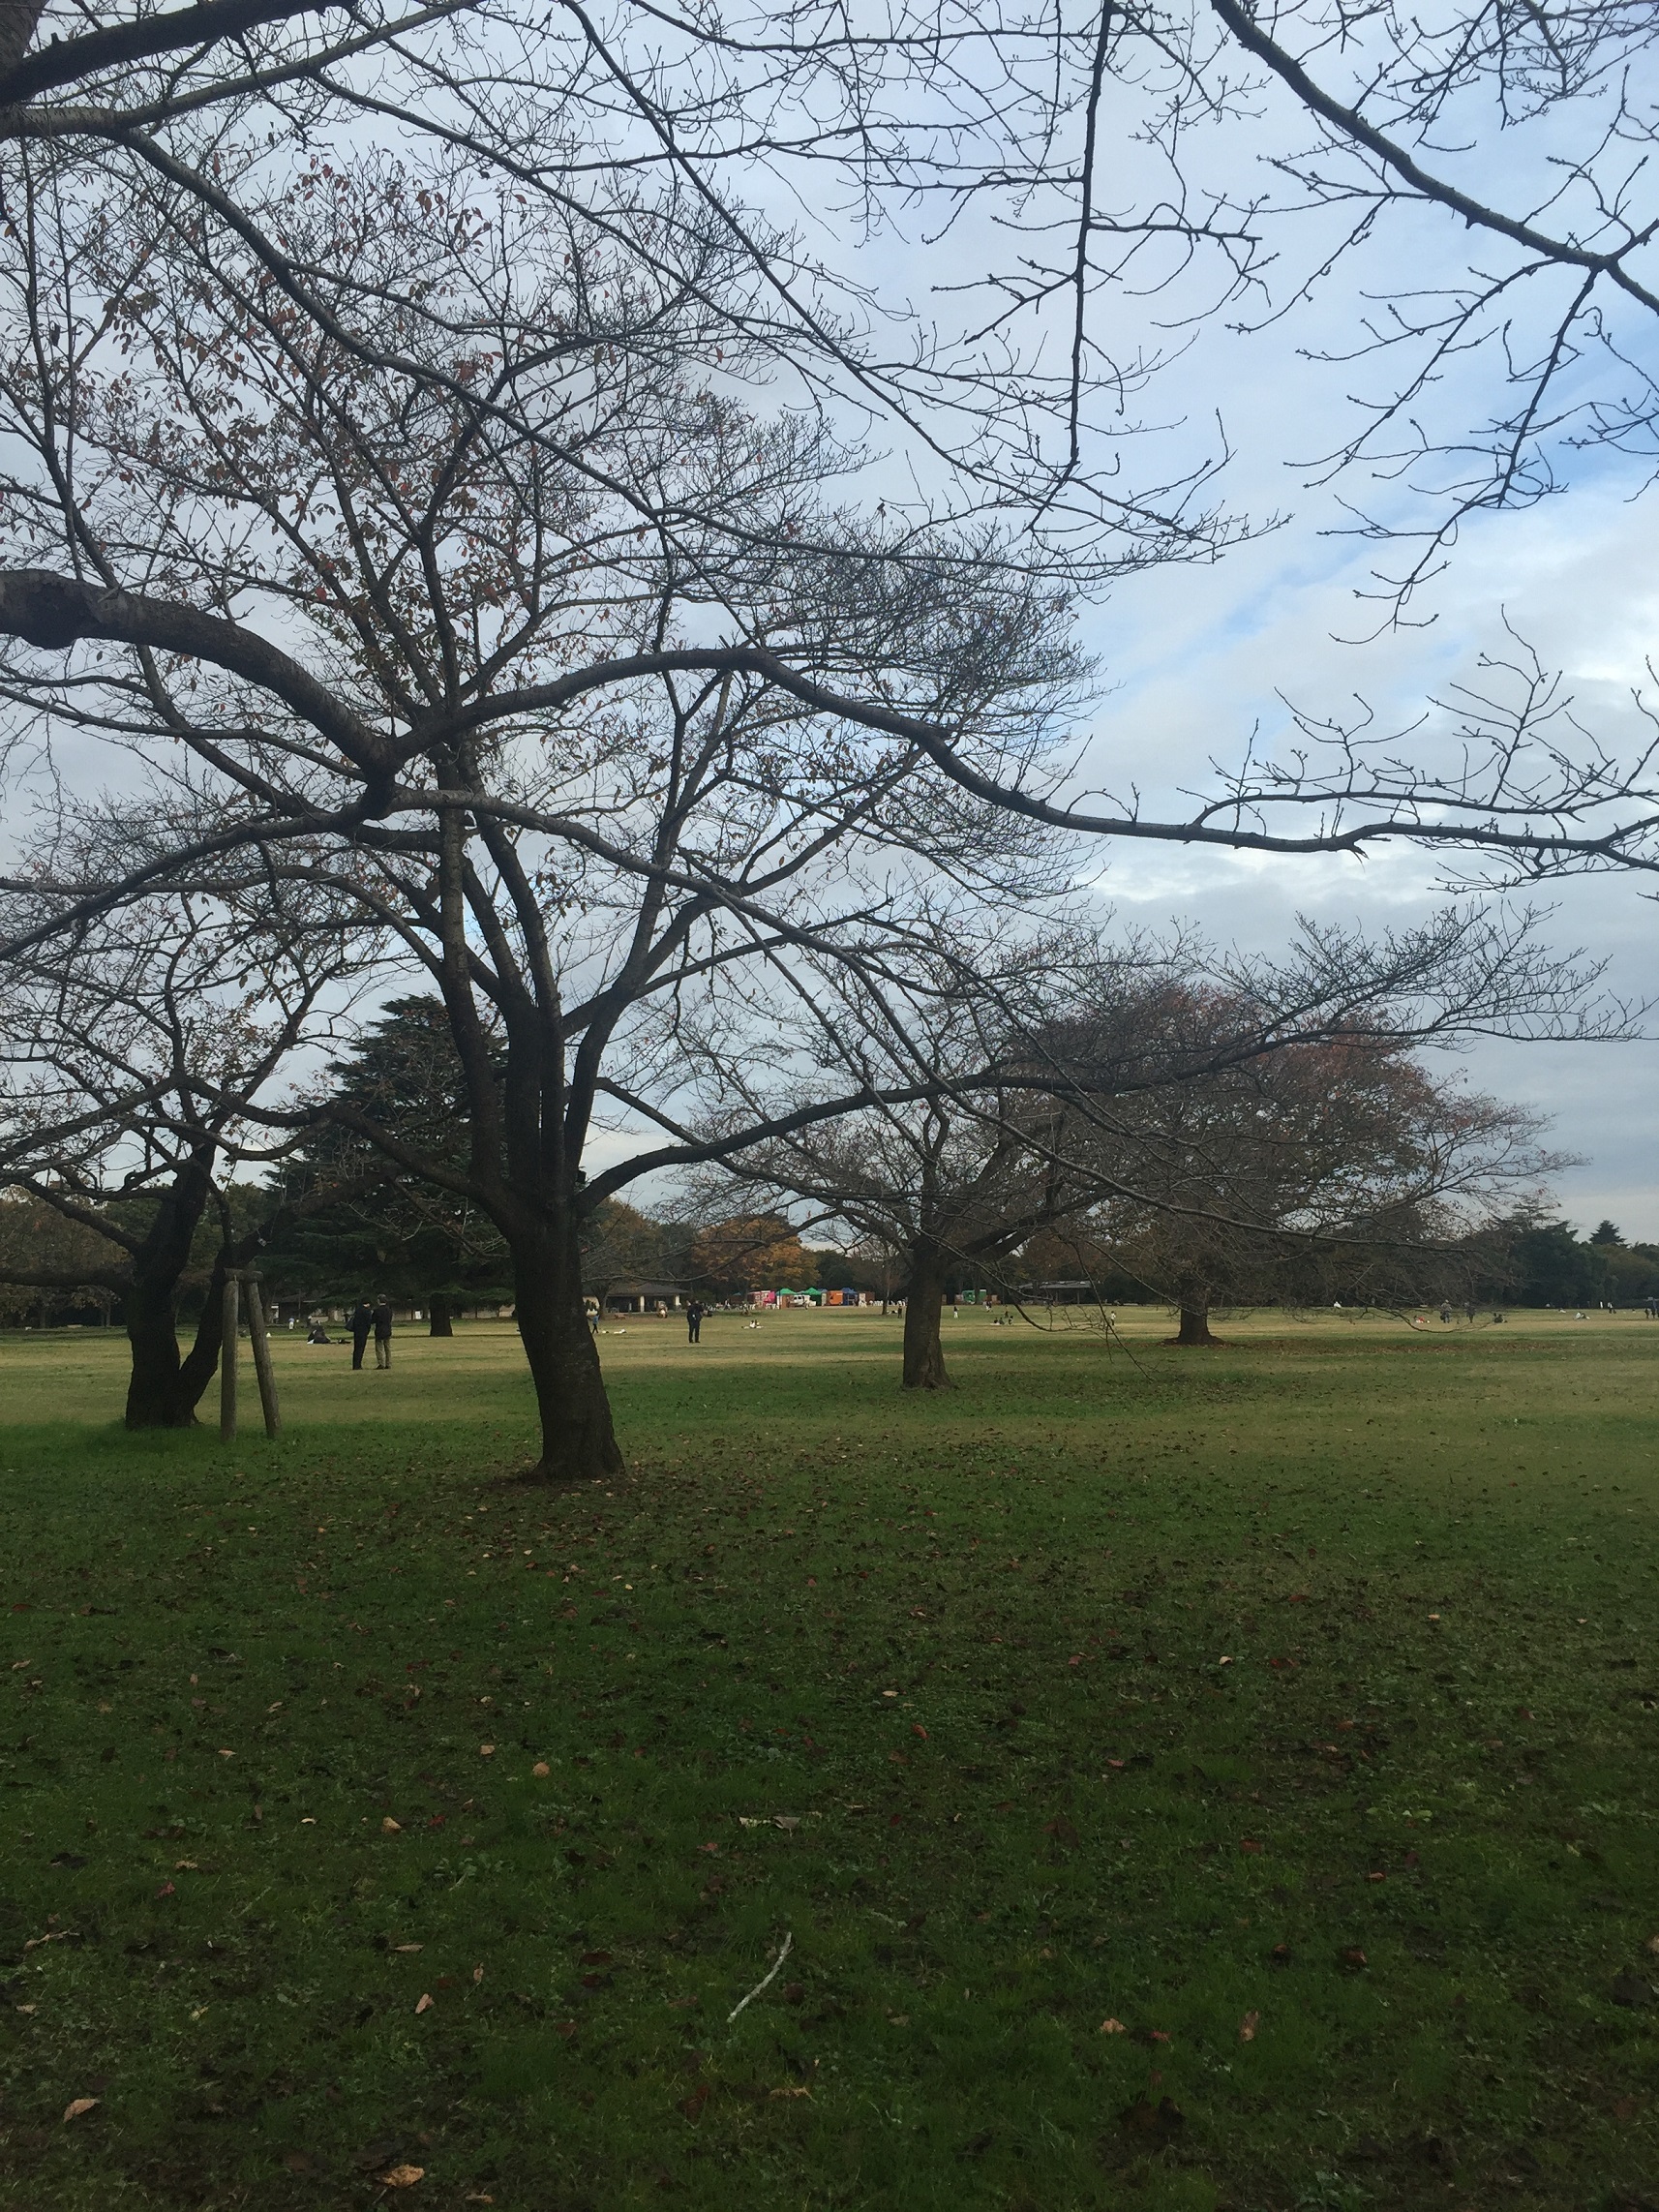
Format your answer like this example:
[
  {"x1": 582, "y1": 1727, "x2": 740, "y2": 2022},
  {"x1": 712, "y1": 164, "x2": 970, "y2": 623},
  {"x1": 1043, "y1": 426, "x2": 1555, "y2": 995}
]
[
  {"x1": 0, "y1": 88, "x2": 1651, "y2": 1475},
  {"x1": 0, "y1": 156, "x2": 1097, "y2": 1477}
]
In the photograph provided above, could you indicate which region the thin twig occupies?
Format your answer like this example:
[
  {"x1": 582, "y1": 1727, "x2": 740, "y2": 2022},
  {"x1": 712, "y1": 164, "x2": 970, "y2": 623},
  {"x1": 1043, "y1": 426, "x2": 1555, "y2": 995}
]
[{"x1": 727, "y1": 1930, "x2": 792, "y2": 2025}]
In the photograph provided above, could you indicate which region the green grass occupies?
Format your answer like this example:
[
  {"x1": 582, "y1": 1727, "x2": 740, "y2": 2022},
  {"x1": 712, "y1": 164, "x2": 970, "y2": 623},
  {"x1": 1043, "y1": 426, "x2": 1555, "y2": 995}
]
[{"x1": 0, "y1": 1305, "x2": 1656, "y2": 2211}]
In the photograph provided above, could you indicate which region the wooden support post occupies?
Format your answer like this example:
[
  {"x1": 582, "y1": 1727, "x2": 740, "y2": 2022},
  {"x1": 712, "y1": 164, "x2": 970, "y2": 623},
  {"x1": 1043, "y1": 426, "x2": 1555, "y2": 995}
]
[
  {"x1": 245, "y1": 1272, "x2": 283, "y2": 1440},
  {"x1": 219, "y1": 1274, "x2": 240, "y2": 1442}
]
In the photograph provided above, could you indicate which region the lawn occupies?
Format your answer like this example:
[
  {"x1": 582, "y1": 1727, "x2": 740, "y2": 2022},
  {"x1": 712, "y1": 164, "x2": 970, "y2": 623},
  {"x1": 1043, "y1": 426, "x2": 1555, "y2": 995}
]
[{"x1": 0, "y1": 1305, "x2": 1655, "y2": 2212}]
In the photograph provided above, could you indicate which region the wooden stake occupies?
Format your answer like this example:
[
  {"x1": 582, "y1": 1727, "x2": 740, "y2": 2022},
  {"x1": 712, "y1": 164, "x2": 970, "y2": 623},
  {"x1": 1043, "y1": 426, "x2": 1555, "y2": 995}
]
[
  {"x1": 219, "y1": 1274, "x2": 240, "y2": 1442},
  {"x1": 245, "y1": 1273, "x2": 283, "y2": 1440}
]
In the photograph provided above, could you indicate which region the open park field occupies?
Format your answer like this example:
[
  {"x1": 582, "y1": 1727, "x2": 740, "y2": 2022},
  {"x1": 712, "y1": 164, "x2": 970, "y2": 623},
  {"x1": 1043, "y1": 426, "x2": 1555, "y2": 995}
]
[{"x1": 0, "y1": 1306, "x2": 1655, "y2": 2212}]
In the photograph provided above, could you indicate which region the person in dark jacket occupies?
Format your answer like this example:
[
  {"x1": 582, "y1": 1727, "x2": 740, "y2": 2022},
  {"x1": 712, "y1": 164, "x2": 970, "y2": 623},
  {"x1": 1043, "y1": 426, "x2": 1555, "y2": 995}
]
[
  {"x1": 347, "y1": 1299, "x2": 373, "y2": 1370},
  {"x1": 686, "y1": 1298, "x2": 705, "y2": 1345},
  {"x1": 372, "y1": 1296, "x2": 395, "y2": 1369}
]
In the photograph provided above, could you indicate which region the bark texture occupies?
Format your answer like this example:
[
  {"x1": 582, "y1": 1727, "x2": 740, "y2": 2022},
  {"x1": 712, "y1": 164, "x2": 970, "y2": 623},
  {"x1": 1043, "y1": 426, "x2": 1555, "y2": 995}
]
[
  {"x1": 1169, "y1": 1299, "x2": 1221, "y2": 1347},
  {"x1": 512, "y1": 1218, "x2": 623, "y2": 1479},
  {"x1": 428, "y1": 1292, "x2": 454, "y2": 1337},
  {"x1": 122, "y1": 1153, "x2": 221, "y2": 1427},
  {"x1": 901, "y1": 1241, "x2": 951, "y2": 1389}
]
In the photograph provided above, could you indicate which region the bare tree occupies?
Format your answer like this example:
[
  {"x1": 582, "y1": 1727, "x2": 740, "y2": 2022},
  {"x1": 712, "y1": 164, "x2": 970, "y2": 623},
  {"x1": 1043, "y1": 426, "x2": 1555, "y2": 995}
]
[
  {"x1": 0, "y1": 830, "x2": 359, "y2": 1423},
  {"x1": 0, "y1": 155, "x2": 1100, "y2": 1477},
  {"x1": 0, "y1": 103, "x2": 1649, "y2": 1477},
  {"x1": 1048, "y1": 1023, "x2": 1560, "y2": 1342},
  {"x1": 684, "y1": 900, "x2": 1613, "y2": 1383}
]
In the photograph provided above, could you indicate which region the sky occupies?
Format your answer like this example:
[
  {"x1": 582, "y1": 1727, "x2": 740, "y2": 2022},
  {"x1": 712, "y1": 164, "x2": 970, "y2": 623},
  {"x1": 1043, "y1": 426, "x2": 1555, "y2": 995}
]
[
  {"x1": 1060, "y1": 387, "x2": 1659, "y2": 1240},
  {"x1": 745, "y1": 32, "x2": 1659, "y2": 1238}
]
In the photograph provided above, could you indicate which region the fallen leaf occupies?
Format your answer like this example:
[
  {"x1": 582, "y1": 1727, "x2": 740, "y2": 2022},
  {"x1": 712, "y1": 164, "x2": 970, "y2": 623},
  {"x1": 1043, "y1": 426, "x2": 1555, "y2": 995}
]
[
  {"x1": 394, "y1": 1943, "x2": 423, "y2": 1954},
  {"x1": 217, "y1": 1748, "x2": 234, "y2": 1759},
  {"x1": 912, "y1": 1724, "x2": 928, "y2": 1739},
  {"x1": 472, "y1": 1965, "x2": 484, "y2": 1984},
  {"x1": 1239, "y1": 2010, "x2": 1260, "y2": 2042},
  {"x1": 1099, "y1": 2017, "x2": 1127, "y2": 2035},
  {"x1": 769, "y1": 2085, "x2": 812, "y2": 2099},
  {"x1": 377, "y1": 2166, "x2": 425, "y2": 2188},
  {"x1": 532, "y1": 1762, "x2": 551, "y2": 1777},
  {"x1": 414, "y1": 1992, "x2": 434, "y2": 2015},
  {"x1": 155, "y1": 1882, "x2": 175, "y2": 1899},
  {"x1": 479, "y1": 1743, "x2": 495, "y2": 1757},
  {"x1": 172, "y1": 1860, "x2": 199, "y2": 1872},
  {"x1": 1341, "y1": 1948, "x2": 1368, "y2": 1970},
  {"x1": 1240, "y1": 1838, "x2": 1263, "y2": 1855},
  {"x1": 62, "y1": 2098, "x2": 99, "y2": 2122},
  {"x1": 774, "y1": 1815, "x2": 800, "y2": 1830},
  {"x1": 381, "y1": 1818, "x2": 402, "y2": 1834}
]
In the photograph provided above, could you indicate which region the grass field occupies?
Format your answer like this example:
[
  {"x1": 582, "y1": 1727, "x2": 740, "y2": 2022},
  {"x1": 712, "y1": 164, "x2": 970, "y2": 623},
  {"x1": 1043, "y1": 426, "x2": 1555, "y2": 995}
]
[{"x1": 0, "y1": 1305, "x2": 1656, "y2": 2212}]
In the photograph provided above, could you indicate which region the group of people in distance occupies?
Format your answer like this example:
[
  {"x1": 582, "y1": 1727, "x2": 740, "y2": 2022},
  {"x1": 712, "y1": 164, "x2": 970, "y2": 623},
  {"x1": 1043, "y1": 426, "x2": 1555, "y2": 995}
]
[
  {"x1": 308, "y1": 1294, "x2": 714, "y2": 1360},
  {"x1": 305, "y1": 1298, "x2": 395, "y2": 1368}
]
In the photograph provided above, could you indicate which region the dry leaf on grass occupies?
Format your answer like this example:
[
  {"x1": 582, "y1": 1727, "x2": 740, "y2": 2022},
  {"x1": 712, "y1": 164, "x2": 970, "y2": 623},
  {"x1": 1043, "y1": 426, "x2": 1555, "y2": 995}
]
[
  {"x1": 532, "y1": 1762, "x2": 551, "y2": 1777},
  {"x1": 1239, "y1": 2011, "x2": 1260, "y2": 2042},
  {"x1": 414, "y1": 1992, "x2": 434, "y2": 2015},
  {"x1": 769, "y1": 2086, "x2": 811, "y2": 2099},
  {"x1": 377, "y1": 2165, "x2": 425, "y2": 2188},
  {"x1": 1099, "y1": 2017, "x2": 1127, "y2": 2035},
  {"x1": 62, "y1": 2098, "x2": 99, "y2": 2122},
  {"x1": 381, "y1": 1818, "x2": 402, "y2": 1833}
]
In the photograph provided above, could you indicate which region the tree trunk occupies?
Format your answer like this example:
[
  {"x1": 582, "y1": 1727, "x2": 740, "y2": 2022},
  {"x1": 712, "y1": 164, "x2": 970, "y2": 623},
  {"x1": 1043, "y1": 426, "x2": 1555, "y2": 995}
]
[
  {"x1": 1168, "y1": 1295, "x2": 1221, "y2": 1347},
  {"x1": 428, "y1": 1292, "x2": 454, "y2": 1337},
  {"x1": 124, "y1": 1237, "x2": 231, "y2": 1427},
  {"x1": 122, "y1": 1272, "x2": 196, "y2": 1428},
  {"x1": 902, "y1": 1241, "x2": 951, "y2": 1389},
  {"x1": 511, "y1": 1220, "x2": 623, "y2": 1481},
  {"x1": 122, "y1": 1157, "x2": 223, "y2": 1428}
]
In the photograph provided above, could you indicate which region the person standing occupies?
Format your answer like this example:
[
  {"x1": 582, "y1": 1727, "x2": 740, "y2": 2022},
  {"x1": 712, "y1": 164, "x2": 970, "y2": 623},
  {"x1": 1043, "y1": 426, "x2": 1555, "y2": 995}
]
[
  {"x1": 686, "y1": 1297, "x2": 705, "y2": 1345},
  {"x1": 348, "y1": 1298, "x2": 373, "y2": 1371},
  {"x1": 372, "y1": 1295, "x2": 395, "y2": 1369}
]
